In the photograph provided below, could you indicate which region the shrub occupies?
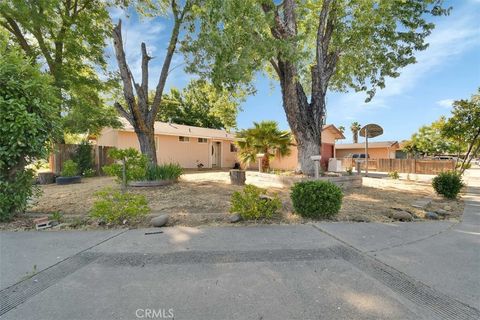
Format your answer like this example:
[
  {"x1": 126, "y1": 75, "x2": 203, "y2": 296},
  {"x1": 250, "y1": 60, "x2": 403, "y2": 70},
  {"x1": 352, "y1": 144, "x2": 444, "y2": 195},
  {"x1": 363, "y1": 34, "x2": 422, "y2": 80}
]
[
  {"x1": 432, "y1": 171, "x2": 464, "y2": 199},
  {"x1": 61, "y1": 160, "x2": 79, "y2": 177},
  {"x1": 102, "y1": 148, "x2": 148, "y2": 183},
  {"x1": 346, "y1": 167, "x2": 353, "y2": 175},
  {"x1": 83, "y1": 168, "x2": 96, "y2": 177},
  {"x1": 74, "y1": 141, "x2": 93, "y2": 175},
  {"x1": 230, "y1": 184, "x2": 281, "y2": 220},
  {"x1": 144, "y1": 163, "x2": 183, "y2": 181},
  {"x1": 388, "y1": 171, "x2": 400, "y2": 179},
  {"x1": 0, "y1": 34, "x2": 60, "y2": 221},
  {"x1": 90, "y1": 188, "x2": 150, "y2": 224},
  {"x1": 291, "y1": 180, "x2": 343, "y2": 219}
]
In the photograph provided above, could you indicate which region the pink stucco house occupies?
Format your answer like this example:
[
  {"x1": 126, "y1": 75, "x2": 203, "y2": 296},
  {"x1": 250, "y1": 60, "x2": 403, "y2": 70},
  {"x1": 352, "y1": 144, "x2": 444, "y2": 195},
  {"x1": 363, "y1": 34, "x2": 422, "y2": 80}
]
[
  {"x1": 97, "y1": 119, "x2": 345, "y2": 170},
  {"x1": 97, "y1": 119, "x2": 237, "y2": 169}
]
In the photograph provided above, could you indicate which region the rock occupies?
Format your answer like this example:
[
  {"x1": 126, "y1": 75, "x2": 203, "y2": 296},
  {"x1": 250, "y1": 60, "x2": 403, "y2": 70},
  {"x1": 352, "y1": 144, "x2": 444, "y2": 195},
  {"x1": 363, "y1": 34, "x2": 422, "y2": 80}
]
[
  {"x1": 411, "y1": 198, "x2": 432, "y2": 209},
  {"x1": 390, "y1": 211, "x2": 412, "y2": 221},
  {"x1": 229, "y1": 214, "x2": 242, "y2": 223},
  {"x1": 425, "y1": 212, "x2": 439, "y2": 220},
  {"x1": 150, "y1": 215, "x2": 169, "y2": 227},
  {"x1": 443, "y1": 205, "x2": 452, "y2": 211},
  {"x1": 435, "y1": 209, "x2": 449, "y2": 217}
]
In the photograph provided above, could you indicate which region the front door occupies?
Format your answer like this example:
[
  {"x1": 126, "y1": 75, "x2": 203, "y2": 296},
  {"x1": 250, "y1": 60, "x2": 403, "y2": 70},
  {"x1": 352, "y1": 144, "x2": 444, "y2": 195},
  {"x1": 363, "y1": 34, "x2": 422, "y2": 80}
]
[{"x1": 211, "y1": 142, "x2": 221, "y2": 168}]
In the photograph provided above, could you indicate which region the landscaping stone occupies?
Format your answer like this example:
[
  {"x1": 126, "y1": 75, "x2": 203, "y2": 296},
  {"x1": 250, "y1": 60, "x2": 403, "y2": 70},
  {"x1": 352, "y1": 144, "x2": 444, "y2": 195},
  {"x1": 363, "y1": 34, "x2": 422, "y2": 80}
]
[
  {"x1": 150, "y1": 215, "x2": 169, "y2": 227},
  {"x1": 389, "y1": 211, "x2": 413, "y2": 221},
  {"x1": 411, "y1": 197, "x2": 432, "y2": 209},
  {"x1": 229, "y1": 214, "x2": 242, "y2": 223},
  {"x1": 425, "y1": 212, "x2": 439, "y2": 220},
  {"x1": 435, "y1": 209, "x2": 449, "y2": 217},
  {"x1": 443, "y1": 205, "x2": 452, "y2": 211}
]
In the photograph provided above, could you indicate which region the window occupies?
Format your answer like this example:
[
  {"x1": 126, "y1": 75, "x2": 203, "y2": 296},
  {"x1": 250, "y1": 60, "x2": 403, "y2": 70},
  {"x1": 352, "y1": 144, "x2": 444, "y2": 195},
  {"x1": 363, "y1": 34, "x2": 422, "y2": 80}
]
[
  {"x1": 198, "y1": 138, "x2": 208, "y2": 143},
  {"x1": 230, "y1": 143, "x2": 238, "y2": 152},
  {"x1": 179, "y1": 136, "x2": 190, "y2": 142}
]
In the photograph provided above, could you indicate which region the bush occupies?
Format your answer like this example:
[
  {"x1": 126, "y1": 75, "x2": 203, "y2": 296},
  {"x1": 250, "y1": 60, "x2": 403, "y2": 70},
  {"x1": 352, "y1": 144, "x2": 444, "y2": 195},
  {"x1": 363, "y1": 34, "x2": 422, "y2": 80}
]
[
  {"x1": 388, "y1": 171, "x2": 400, "y2": 179},
  {"x1": 290, "y1": 180, "x2": 343, "y2": 219},
  {"x1": 230, "y1": 184, "x2": 281, "y2": 220},
  {"x1": 102, "y1": 148, "x2": 148, "y2": 183},
  {"x1": 144, "y1": 163, "x2": 183, "y2": 181},
  {"x1": 432, "y1": 171, "x2": 464, "y2": 199},
  {"x1": 61, "y1": 160, "x2": 79, "y2": 177},
  {"x1": 0, "y1": 170, "x2": 39, "y2": 221},
  {"x1": 74, "y1": 141, "x2": 93, "y2": 175},
  {"x1": 90, "y1": 188, "x2": 150, "y2": 224},
  {"x1": 83, "y1": 168, "x2": 96, "y2": 177}
]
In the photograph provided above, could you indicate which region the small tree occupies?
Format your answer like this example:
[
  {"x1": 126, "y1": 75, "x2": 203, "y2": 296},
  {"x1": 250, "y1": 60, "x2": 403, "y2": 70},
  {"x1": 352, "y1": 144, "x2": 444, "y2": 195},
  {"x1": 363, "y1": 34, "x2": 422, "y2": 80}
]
[
  {"x1": 237, "y1": 121, "x2": 292, "y2": 172},
  {"x1": 350, "y1": 122, "x2": 361, "y2": 143},
  {"x1": 0, "y1": 37, "x2": 60, "y2": 220},
  {"x1": 442, "y1": 89, "x2": 480, "y2": 174}
]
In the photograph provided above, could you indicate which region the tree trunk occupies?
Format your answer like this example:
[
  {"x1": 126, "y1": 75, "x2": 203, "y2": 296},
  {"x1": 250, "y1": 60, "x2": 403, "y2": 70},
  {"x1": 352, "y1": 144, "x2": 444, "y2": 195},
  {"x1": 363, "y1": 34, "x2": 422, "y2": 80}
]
[
  {"x1": 136, "y1": 129, "x2": 157, "y2": 165},
  {"x1": 261, "y1": 153, "x2": 270, "y2": 172}
]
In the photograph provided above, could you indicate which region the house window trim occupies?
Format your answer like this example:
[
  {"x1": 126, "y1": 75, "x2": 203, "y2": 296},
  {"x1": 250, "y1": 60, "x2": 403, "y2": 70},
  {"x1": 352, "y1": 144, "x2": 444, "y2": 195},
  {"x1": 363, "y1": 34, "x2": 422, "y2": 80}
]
[
  {"x1": 198, "y1": 138, "x2": 208, "y2": 143},
  {"x1": 179, "y1": 136, "x2": 190, "y2": 143}
]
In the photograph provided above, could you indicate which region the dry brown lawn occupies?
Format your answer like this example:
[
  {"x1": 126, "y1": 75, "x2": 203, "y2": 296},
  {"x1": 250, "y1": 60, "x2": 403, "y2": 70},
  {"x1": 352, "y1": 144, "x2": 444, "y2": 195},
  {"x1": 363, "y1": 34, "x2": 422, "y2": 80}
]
[{"x1": 2, "y1": 171, "x2": 464, "y2": 230}]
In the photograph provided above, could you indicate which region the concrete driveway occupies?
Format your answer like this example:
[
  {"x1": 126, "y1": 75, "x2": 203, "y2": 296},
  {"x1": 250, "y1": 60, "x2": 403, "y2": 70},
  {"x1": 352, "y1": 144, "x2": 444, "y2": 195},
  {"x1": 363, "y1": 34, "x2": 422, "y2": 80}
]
[{"x1": 1, "y1": 169, "x2": 479, "y2": 320}]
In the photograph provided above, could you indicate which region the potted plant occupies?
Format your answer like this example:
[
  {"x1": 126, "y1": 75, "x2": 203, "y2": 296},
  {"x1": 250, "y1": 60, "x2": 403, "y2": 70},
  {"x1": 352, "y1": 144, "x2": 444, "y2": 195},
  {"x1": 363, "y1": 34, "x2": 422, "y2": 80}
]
[{"x1": 56, "y1": 160, "x2": 82, "y2": 185}]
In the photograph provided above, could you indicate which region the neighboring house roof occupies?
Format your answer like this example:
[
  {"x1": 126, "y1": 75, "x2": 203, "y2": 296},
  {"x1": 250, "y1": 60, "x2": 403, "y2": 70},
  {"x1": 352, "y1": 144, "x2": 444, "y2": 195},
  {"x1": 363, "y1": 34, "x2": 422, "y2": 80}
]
[
  {"x1": 335, "y1": 141, "x2": 399, "y2": 149},
  {"x1": 117, "y1": 118, "x2": 236, "y2": 140},
  {"x1": 322, "y1": 124, "x2": 345, "y2": 140}
]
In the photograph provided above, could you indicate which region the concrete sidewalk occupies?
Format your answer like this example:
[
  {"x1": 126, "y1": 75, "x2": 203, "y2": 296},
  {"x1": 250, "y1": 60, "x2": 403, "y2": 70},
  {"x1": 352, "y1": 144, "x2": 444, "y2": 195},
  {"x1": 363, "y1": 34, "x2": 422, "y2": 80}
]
[{"x1": 0, "y1": 170, "x2": 479, "y2": 319}]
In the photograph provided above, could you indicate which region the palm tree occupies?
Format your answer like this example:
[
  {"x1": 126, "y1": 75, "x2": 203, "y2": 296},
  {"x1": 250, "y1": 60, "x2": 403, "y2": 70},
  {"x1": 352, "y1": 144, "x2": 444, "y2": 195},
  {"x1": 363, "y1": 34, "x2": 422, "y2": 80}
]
[
  {"x1": 237, "y1": 121, "x2": 292, "y2": 172},
  {"x1": 350, "y1": 122, "x2": 362, "y2": 143},
  {"x1": 338, "y1": 125, "x2": 345, "y2": 134}
]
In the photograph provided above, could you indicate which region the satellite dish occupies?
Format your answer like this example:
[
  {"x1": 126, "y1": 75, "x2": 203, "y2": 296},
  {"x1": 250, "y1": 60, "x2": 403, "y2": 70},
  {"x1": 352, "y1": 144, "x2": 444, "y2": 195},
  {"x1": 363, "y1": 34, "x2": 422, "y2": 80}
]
[
  {"x1": 359, "y1": 123, "x2": 383, "y2": 176},
  {"x1": 360, "y1": 124, "x2": 383, "y2": 138}
]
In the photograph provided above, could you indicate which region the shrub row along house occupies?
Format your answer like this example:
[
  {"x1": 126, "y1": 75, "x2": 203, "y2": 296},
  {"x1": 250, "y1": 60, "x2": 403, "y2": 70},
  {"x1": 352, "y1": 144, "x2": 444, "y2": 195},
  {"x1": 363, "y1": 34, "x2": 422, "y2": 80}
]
[{"x1": 97, "y1": 119, "x2": 401, "y2": 170}]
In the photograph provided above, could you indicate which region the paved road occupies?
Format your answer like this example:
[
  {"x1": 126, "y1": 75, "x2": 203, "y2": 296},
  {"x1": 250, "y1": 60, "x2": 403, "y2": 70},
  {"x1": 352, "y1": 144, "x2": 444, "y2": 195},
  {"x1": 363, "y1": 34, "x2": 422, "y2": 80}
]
[{"x1": 1, "y1": 169, "x2": 479, "y2": 320}]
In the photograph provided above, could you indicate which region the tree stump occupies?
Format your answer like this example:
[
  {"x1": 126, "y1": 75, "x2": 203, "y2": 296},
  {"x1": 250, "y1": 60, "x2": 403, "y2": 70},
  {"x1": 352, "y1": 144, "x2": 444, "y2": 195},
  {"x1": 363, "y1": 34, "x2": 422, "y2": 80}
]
[
  {"x1": 38, "y1": 172, "x2": 55, "y2": 185},
  {"x1": 230, "y1": 169, "x2": 246, "y2": 185}
]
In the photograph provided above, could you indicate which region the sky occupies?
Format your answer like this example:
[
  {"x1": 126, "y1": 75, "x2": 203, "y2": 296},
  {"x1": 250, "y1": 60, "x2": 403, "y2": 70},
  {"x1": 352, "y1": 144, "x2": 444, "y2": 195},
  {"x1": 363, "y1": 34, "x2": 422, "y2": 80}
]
[{"x1": 107, "y1": 0, "x2": 480, "y2": 143}]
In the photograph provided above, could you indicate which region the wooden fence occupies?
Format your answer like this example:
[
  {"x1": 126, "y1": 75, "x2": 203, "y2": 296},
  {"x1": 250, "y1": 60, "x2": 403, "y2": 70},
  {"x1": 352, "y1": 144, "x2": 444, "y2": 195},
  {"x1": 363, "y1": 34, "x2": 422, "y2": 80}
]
[
  {"x1": 340, "y1": 158, "x2": 455, "y2": 175},
  {"x1": 49, "y1": 144, "x2": 115, "y2": 175}
]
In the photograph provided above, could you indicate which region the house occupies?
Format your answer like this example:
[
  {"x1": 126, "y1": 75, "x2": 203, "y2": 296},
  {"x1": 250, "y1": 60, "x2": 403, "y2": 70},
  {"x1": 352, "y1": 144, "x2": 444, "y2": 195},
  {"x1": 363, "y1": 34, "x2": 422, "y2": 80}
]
[
  {"x1": 335, "y1": 141, "x2": 400, "y2": 159},
  {"x1": 263, "y1": 124, "x2": 345, "y2": 171},
  {"x1": 97, "y1": 119, "x2": 237, "y2": 169}
]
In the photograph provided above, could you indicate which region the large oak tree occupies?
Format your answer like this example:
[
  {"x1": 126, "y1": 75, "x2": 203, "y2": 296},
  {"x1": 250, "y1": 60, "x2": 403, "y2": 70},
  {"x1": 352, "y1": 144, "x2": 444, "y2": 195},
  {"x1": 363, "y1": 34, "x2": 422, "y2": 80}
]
[{"x1": 183, "y1": 0, "x2": 449, "y2": 175}]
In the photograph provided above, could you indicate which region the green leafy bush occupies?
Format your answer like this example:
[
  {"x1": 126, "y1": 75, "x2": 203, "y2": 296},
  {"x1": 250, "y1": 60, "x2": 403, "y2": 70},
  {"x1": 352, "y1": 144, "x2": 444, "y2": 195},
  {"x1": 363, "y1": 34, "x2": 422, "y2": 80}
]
[
  {"x1": 432, "y1": 171, "x2": 464, "y2": 199},
  {"x1": 74, "y1": 141, "x2": 93, "y2": 175},
  {"x1": 388, "y1": 171, "x2": 400, "y2": 179},
  {"x1": 144, "y1": 163, "x2": 183, "y2": 181},
  {"x1": 230, "y1": 184, "x2": 281, "y2": 220},
  {"x1": 102, "y1": 148, "x2": 148, "y2": 182},
  {"x1": 61, "y1": 160, "x2": 79, "y2": 177},
  {"x1": 83, "y1": 168, "x2": 96, "y2": 177},
  {"x1": 0, "y1": 34, "x2": 60, "y2": 221},
  {"x1": 90, "y1": 188, "x2": 150, "y2": 224},
  {"x1": 291, "y1": 180, "x2": 343, "y2": 219}
]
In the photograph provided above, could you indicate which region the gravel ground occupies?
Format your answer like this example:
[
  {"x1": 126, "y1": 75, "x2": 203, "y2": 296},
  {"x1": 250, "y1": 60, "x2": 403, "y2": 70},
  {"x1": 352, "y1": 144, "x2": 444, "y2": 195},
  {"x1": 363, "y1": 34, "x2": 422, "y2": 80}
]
[{"x1": 2, "y1": 171, "x2": 464, "y2": 230}]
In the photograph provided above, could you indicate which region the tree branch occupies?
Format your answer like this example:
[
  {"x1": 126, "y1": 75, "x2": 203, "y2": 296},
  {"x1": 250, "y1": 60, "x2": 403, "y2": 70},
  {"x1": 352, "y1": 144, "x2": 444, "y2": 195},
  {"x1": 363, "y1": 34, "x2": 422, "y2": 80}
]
[
  {"x1": 140, "y1": 42, "x2": 150, "y2": 107},
  {"x1": 114, "y1": 102, "x2": 132, "y2": 123},
  {"x1": 1, "y1": 15, "x2": 35, "y2": 58}
]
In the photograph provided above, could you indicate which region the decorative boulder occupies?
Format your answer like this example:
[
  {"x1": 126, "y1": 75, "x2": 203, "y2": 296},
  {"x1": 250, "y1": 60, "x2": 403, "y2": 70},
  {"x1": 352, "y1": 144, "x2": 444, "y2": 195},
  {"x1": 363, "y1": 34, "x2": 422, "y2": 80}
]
[
  {"x1": 151, "y1": 214, "x2": 169, "y2": 227},
  {"x1": 425, "y1": 212, "x2": 439, "y2": 220},
  {"x1": 389, "y1": 211, "x2": 413, "y2": 221},
  {"x1": 229, "y1": 214, "x2": 242, "y2": 223}
]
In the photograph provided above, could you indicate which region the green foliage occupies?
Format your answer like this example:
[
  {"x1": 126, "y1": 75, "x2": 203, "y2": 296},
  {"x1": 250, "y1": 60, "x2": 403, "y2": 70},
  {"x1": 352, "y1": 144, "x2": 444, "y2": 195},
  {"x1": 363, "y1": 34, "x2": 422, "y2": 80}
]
[
  {"x1": 236, "y1": 121, "x2": 292, "y2": 172},
  {"x1": 350, "y1": 122, "x2": 361, "y2": 143},
  {"x1": 102, "y1": 148, "x2": 148, "y2": 183},
  {"x1": 50, "y1": 211, "x2": 64, "y2": 223},
  {"x1": 90, "y1": 188, "x2": 150, "y2": 224},
  {"x1": 346, "y1": 167, "x2": 353, "y2": 175},
  {"x1": 144, "y1": 163, "x2": 183, "y2": 181},
  {"x1": 442, "y1": 89, "x2": 480, "y2": 174},
  {"x1": 83, "y1": 168, "x2": 97, "y2": 178},
  {"x1": 432, "y1": 171, "x2": 464, "y2": 199},
  {"x1": 291, "y1": 181, "x2": 343, "y2": 219},
  {"x1": 61, "y1": 160, "x2": 79, "y2": 177},
  {"x1": 409, "y1": 117, "x2": 458, "y2": 156},
  {"x1": 74, "y1": 141, "x2": 93, "y2": 175},
  {"x1": 157, "y1": 79, "x2": 244, "y2": 130},
  {"x1": 230, "y1": 185, "x2": 281, "y2": 220},
  {"x1": 388, "y1": 171, "x2": 400, "y2": 179},
  {"x1": 0, "y1": 0, "x2": 122, "y2": 134},
  {"x1": 183, "y1": 0, "x2": 448, "y2": 100},
  {"x1": 0, "y1": 34, "x2": 60, "y2": 220}
]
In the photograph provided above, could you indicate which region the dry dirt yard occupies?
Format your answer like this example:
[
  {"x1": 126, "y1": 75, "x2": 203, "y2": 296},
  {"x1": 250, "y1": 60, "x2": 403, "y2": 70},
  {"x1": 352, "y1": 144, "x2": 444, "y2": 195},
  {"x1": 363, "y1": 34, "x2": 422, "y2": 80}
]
[{"x1": 3, "y1": 170, "x2": 464, "y2": 230}]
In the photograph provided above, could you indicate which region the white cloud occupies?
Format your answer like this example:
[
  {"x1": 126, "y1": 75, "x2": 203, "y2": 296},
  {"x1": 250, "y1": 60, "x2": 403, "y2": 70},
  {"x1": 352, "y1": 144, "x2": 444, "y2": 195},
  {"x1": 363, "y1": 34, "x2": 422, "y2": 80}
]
[
  {"x1": 436, "y1": 99, "x2": 454, "y2": 108},
  {"x1": 330, "y1": 5, "x2": 479, "y2": 120}
]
